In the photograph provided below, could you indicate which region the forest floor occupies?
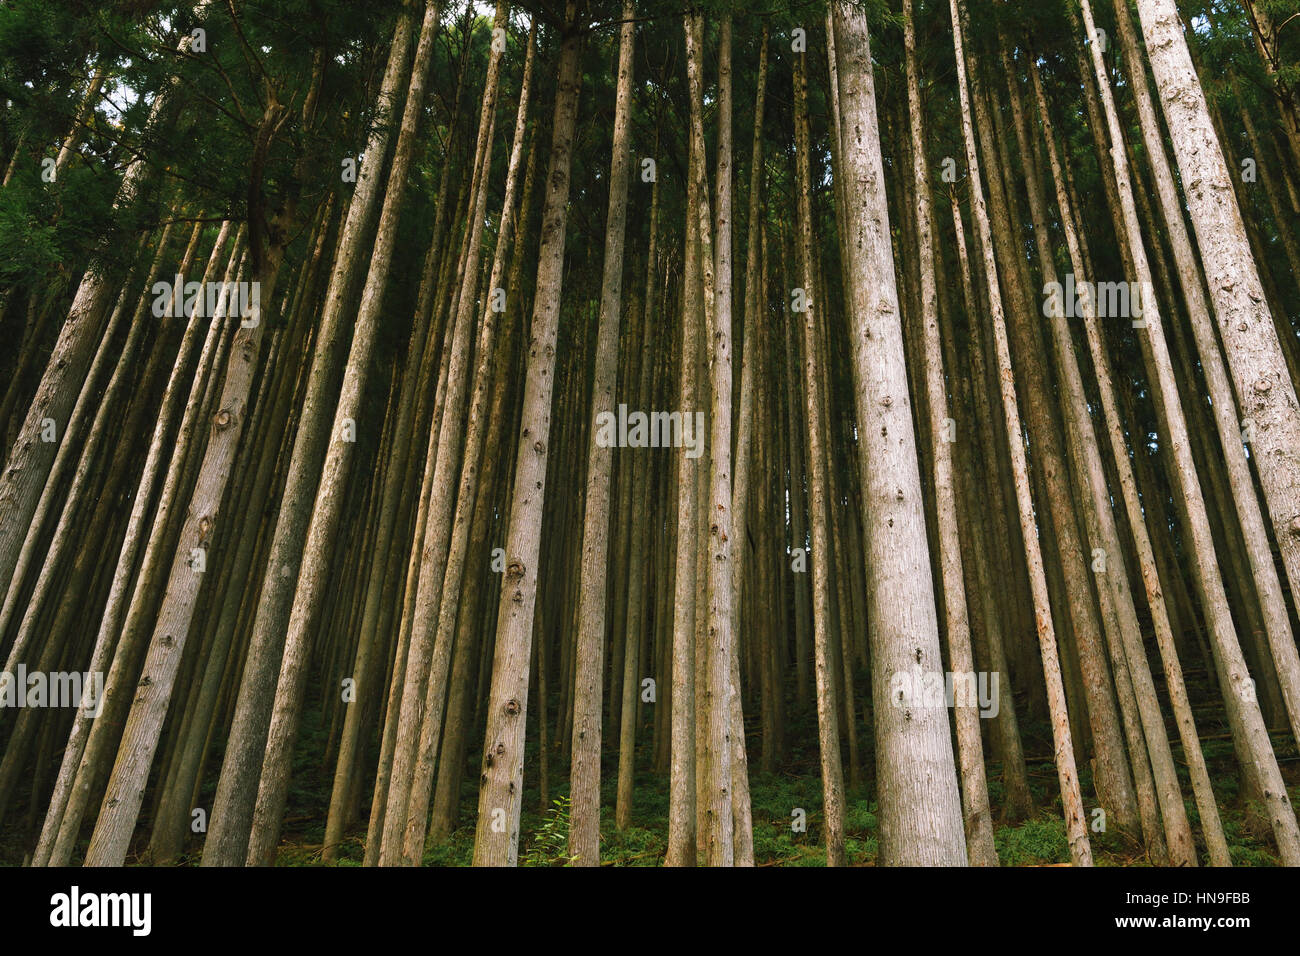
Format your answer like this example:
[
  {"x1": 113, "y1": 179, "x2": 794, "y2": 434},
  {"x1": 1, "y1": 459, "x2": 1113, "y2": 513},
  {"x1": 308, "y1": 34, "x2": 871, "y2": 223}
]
[
  {"x1": 268, "y1": 692, "x2": 1299, "y2": 867},
  {"x1": 3, "y1": 682, "x2": 1296, "y2": 867}
]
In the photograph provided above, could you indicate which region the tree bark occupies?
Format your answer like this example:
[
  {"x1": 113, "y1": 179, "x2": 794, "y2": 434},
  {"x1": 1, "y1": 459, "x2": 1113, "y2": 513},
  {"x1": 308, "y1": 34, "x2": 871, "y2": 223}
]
[{"x1": 833, "y1": 0, "x2": 967, "y2": 866}]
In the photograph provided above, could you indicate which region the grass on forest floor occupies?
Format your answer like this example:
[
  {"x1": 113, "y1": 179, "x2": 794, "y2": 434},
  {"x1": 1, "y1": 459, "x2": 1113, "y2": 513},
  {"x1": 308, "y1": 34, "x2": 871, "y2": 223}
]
[
  {"x1": 272, "y1": 700, "x2": 1298, "y2": 867},
  {"x1": 2, "y1": 683, "x2": 1294, "y2": 867}
]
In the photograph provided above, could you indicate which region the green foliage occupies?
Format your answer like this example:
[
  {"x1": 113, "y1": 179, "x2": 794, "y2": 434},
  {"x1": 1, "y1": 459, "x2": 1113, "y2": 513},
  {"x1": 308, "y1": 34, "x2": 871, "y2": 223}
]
[
  {"x1": 420, "y1": 830, "x2": 475, "y2": 868},
  {"x1": 599, "y1": 825, "x2": 666, "y2": 866},
  {"x1": 522, "y1": 795, "x2": 578, "y2": 867},
  {"x1": 994, "y1": 816, "x2": 1071, "y2": 866}
]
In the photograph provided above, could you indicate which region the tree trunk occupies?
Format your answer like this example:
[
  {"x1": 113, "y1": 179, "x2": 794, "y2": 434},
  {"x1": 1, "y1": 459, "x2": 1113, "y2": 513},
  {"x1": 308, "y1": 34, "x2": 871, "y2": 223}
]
[
  {"x1": 569, "y1": 0, "x2": 635, "y2": 867},
  {"x1": 948, "y1": 0, "x2": 1091, "y2": 866},
  {"x1": 1135, "y1": 0, "x2": 1300, "y2": 635},
  {"x1": 202, "y1": 7, "x2": 418, "y2": 867},
  {"x1": 471, "y1": 3, "x2": 583, "y2": 867},
  {"x1": 1090, "y1": 0, "x2": 1300, "y2": 864},
  {"x1": 904, "y1": 0, "x2": 997, "y2": 866},
  {"x1": 833, "y1": 0, "x2": 966, "y2": 866}
]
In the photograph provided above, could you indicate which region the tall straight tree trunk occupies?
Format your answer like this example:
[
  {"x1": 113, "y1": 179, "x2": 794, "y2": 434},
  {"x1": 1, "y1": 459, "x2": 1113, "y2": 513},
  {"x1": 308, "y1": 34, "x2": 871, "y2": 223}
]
[
  {"x1": 615, "y1": 165, "x2": 663, "y2": 831},
  {"x1": 785, "y1": 42, "x2": 847, "y2": 868},
  {"x1": 244, "y1": 1, "x2": 446, "y2": 867},
  {"x1": 968, "y1": 34, "x2": 1140, "y2": 833},
  {"x1": 1084, "y1": 0, "x2": 1300, "y2": 864},
  {"x1": 725, "y1": 22, "x2": 766, "y2": 868},
  {"x1": 471, "y1": 2, "x2": 583, "y2": 867},
  {"x1": 715, "y1": 15, "x2": 749, "y2": 867},
  {"x1": 429, "y1": 105, "x2": 538, "y2": 844},
  {"x1": 665, "y1": 64, "x2": 704, "y2": 869},
  {"x1": 84, "y1": 256, "x2": 266, "y2": 866},
  {"x1": 832, "y1": 0, "x2": 966, "y2": 866},
  {"x1": 944, "y1": 190, "x2": 1034, "y2": 825},
  {"x1": 1110, "y1": 0, "x2": 1300, "y2": 751},
  {"x1": 793, "y1": 44, "x2": 846, "y2": 869},
  {"x1": 202, "y1": 6, "x2": 417, "y2": 867},
  {"x1": 395, "y1": 15, "x2": 537, "y2": 866},
  {"x1": 948, "y1": 0, "x2": 1091, "y2": 866},
  {"x1": 569, "y1": 0, "x2": 635, "y2": 867},
  {"x1": 1001, "y1": 31, "x2": 1187, "y2": 863},
  {"x1": 376, "y1": 26, "x2": 507, "y2": 864},
  {"x1": 903, "y1": 0, "x2": 997, "y2": 867},
  {"x1": 684, "y1": 10, "x2": 735, "y2": 867},
  {"x1": 1135, "y1": 0, "x2": 1300, "y2": 624},
  {"x1": 36, "y1": 223, "x2": 240, "y2": 867}
]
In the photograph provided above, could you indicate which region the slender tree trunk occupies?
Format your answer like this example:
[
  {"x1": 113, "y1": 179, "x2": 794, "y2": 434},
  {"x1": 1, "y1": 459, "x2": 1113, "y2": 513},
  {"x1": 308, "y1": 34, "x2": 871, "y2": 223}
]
[
  {"x1": 471, "y1": 3, "x2": 583, "y2": 867},
  {"x1": 683, "y1": 10, "x2": 735, "y2": 867},
  {"x1": 903, "y1": 0, "x2": 997, "y2": 866},
  {"x1": 35, "y1": 223, "x2": 240, "y2": 867},
  {"x1": 948, "y1": 0, "x2": 1091, "y2": 866},
  {"x1": 569, "y1": 0, "x2": 635, "y2": 867},
  {"x1": 1091, "y1": 0, "x2": 1300, "y2": 864},
  {"x1": 725, "y1": 18, "x2": 763, "y2": 868},
  {"x1": 1003, "y1": 31, "x2": 1190, "y2": 863},
  {"x1": 202, "y1": 7, "x2": 417, "y2": 867},
  {"x1": 84, "y1": 253, "x2": 267, "y2": 866},
  {"x1": 945, "y1": 189, "x2": 1034, "y2": 825},
  {"x1": 245, "y1": 2, "x2": 447, "y2": 867},
  {"x1": 792, "y1": 44, "x2": 846, "y2": 869},
  {"x1": 833, "y1": 0, "x2": 966, "y2": 866},
  {"x1": 1136, "y1": 0, "x2": 1300, "y2": 630}
]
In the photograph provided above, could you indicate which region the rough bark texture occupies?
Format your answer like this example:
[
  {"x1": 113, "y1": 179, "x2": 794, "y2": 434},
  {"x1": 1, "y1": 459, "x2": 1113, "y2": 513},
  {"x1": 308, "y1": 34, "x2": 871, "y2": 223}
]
[
  {"x1": 569, "y1": 0, "x2": 635, "y2": 868},
  {"x1": 471, "y1": 4, "x2": 582, "y2": 867},
  {"x1": 833, "y1": 0, "x2": 967, "y2": 867}
]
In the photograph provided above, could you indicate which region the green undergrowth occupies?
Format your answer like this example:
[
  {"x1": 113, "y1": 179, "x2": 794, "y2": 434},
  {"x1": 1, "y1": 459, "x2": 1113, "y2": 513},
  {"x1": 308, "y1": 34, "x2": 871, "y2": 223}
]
[
  {"x1": 3, "y1": 685, "x2": 1294, "y2": 868},
  {"x1": 275, "y1": 712, "x2": 1295, "y2": 867}
]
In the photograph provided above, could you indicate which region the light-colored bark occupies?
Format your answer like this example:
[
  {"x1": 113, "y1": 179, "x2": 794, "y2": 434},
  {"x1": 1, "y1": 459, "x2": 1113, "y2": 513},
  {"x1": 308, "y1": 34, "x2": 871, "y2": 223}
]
[
  {"x1": 1093, "y1": 0, "x2": 1300, "y2": 864},
  {"x1": 84, "y1": 249, "x2": 266, "y2": 866},
  {"x1": 1135, "y1": 0, "x2": 1300, "y2": 645},
  {"x1": 471, "y1": 2, "x2": 583, "y2": 867},
  {"x1": 35, "y1": 222, "x2": 238, "y2": 867},
  {"x1": 202, "y1": 7, "x2": 416, "y2": 867},
  {"x1": 904, "y1": 0, "x2": 996, "y2": 867},
  {"x1": 666, "y1": 65, "x2": 702, "y2": 869},
  {"x1": 395, "y1": 9, "x2": 534, "y2": 865},
  {"x1": 684, "y1": 10, "x2": 734, "y2": 867},
  {"x1": 568, "y1": 0, "x2": 635, "y2": 867},
  {"x1": 377, "y1": 5, "x2": 506, "y2": 867},
  {"x1": 945, "y1": 189, "x2": 1033, "y2": 825},
  {"x1": 723, "y1": 16, "x2": 758, "y2": 868},
  {"x1": 834, "y1": 0, "x2": 966, "y2": 866},
  {"x1": 1008, "y1": 31, "x2": 1193, "y2": 861},
  {"x1": 948, "y1": 0, "x2": 1091, "y2": 866},
  {"x1": 793, "y1": 44, "x2": 846, "y2": 869},
  {"x1": 245, "y1": 0, "x2": 445, "y2": 867}
]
